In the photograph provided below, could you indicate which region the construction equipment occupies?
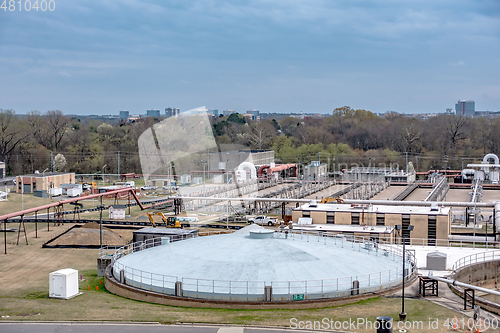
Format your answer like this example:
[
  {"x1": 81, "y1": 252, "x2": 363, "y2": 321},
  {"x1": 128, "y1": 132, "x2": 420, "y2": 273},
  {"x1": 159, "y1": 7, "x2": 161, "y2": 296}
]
[
  {"x1": 146, "y1": 212, "x2": 158, "y2": 227},
  {"x1": 156, "y1": 212, "x2": 183, "y2": 228},
  {"x1": 319, "y1": 196, "x2": 345, "y2": 204},
  {"x1": 146, "y1": 212, "x2": 183, "y2": 228}
]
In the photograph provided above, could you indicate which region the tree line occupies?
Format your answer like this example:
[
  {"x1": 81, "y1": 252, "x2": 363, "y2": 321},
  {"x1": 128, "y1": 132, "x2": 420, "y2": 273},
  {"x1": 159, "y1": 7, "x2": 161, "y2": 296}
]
[{"x1": 0, "y1": 106, "x2": 497, "y2": 176}]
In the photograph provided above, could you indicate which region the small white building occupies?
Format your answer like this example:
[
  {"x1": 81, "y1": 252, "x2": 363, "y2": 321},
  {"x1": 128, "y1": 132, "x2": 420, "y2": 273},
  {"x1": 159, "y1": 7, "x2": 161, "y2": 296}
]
[
  {"x1": 49, "y1": 268, "x2": 79, "y2": 299},
  {"x1": 109, "y1": 205, "x2": 127, "y2": 219}
]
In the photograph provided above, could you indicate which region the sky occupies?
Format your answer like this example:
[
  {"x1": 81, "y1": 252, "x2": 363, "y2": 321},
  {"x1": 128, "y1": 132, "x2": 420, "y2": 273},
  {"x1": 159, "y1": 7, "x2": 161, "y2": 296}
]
[{"x1": 0, "y1": 0, "x2": 499, "y2": 115}]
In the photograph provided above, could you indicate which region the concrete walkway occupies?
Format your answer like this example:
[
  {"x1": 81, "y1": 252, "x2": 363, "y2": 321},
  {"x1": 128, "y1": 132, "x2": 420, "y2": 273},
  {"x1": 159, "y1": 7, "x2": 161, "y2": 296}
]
[{"x1": 387, "y1": 275, "x2": 500, "y2": 322}]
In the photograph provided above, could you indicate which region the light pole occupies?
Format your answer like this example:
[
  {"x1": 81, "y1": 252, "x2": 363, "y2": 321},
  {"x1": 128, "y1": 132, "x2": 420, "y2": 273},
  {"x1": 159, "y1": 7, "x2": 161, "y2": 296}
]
[
  {"x1": 201, "y1": 160, "x2": 206, "y2": 210},
  {"x1": 42, "y1": 168, "x2": 49, "y2": 196},
  {"x1": 395, "y1": 223, "x2": 414, "y2": 322},
  {"x1": 93, "y1": 172, "x2": 99, "y2": 207},
  {"x1": 303, "y1": 165, "x2": 307, "y2": 199},
  {"x1": 102, "y1": 164, "x2": 107, "y2": 186},
  {"x1": 98, "y1": 204, "x2": 105, "y2": 249}
]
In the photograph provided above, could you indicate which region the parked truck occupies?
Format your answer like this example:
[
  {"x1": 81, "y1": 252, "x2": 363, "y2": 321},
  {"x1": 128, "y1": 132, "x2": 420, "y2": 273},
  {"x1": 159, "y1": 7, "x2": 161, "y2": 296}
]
[
  {"x1": 248, "y1": 215, "x2": 279, "y2": 226},
  {"x1": 67, "y1": 188, "x2": 82, "y2": 198},
  {"x1": 49, "y1": 187, "x2": 62, "y2": 197}
]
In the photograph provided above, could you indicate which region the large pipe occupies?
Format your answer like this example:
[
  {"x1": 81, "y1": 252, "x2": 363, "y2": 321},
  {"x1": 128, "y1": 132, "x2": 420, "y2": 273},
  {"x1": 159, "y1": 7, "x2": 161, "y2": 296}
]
[
  {"x1": 0, "y1": 187, "x2": 143, "y2": 221},
  {"x1": 483, "y1": 154, "x2": 500, "y2": 165},
  {"x1": 170, "y1": 196, "x2": 496, "y2": 207},
  {"x1": 448, "y1": 235, "x2": 495, "y2": 242},
  {"x1": 427, "y1": 274, "x2": 500, "y2": 297}
]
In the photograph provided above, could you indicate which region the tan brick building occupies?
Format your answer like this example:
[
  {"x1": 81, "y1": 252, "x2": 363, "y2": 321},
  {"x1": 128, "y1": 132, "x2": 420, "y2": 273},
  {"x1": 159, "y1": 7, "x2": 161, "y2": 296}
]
[
  {"x1": 292, "y1": 203, "x2": 451, "y2": 245},
  {"x1": 16, "y1": 172, "x2": 76, "y2": 194}
]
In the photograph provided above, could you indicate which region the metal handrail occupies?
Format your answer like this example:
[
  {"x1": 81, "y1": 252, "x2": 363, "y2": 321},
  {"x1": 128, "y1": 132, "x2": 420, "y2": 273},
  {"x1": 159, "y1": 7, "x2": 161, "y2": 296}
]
[{"x1": 452, "y1": 250, "x2": 500, "y2": 272}]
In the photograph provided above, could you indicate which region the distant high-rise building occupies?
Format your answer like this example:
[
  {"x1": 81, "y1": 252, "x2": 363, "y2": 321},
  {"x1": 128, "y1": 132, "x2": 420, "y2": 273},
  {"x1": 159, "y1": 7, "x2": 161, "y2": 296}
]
[
  {"x1": 455, "y1": 100, "x2": 475, "y2": 117},
  {"x1": 119, "y1": 110, "x2": 129, "y2": 119},
  {"x1": 146, "y1": 109, "x2": 160, "y2": 118},
  {"x1": 223, "y1": 109, "x2": 237, "y2": 116},
  {"x1": 246, "y1": 109, "x2": 260, "y2": 120},
  {"x1": 208, "y1": 109, "x2": 219, "y2": 117},
  {"x1": 165, "y1": 107, "x2": 180, "y2": 118}
]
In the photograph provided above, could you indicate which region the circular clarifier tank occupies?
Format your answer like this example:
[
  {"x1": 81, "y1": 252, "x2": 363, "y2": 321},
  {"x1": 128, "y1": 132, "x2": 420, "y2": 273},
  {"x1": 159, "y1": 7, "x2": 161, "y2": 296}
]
[{"x1": 112, "y1": 226, "x2": 407, "y2": 302}]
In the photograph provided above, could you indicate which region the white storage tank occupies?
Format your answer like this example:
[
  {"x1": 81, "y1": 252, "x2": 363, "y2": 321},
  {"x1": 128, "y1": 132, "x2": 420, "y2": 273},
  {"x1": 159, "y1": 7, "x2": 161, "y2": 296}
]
[
  {"x1": 180, "y1": 174, "x2": 191, "y2": 185},
  {"x1": 49, "y1": 268, "x2": 80, "y2": 299},
  {"x1": 475, "y1": 170, "x2": 485, "y2": 181},
  {"x1": 490, "y1": 170, "x2": 499, "y2": 183},
  {"x1": 235, "y1": 169, "x2": 246, "y2": 182}
]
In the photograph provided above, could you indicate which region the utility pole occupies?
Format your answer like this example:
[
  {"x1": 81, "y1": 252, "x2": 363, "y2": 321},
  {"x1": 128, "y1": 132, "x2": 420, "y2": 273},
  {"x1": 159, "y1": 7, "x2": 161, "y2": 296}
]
[
  {"x1": 117, "y1": 151, "x2": 120, "y2": 177},
  {"x1": 303, "y1": 165, "x2": 306, "y2": 199},
  {"x1": 50, "y1": 151, "x2": 54, "y2": 172},
  {"x1": 405, "y1": 152, "x2": 408, "y2": 174},
  {"x1": 98, "y1": 204, "x2": 104, "y2": 249}
]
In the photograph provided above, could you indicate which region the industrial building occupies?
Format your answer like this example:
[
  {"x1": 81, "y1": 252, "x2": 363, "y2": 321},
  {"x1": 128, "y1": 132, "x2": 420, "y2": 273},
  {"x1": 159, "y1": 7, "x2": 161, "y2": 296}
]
[
  {"x1": 291, "y1": 203, "x2": 451, "y2": 245},
  {"x1": 16, "y1": 172, "x2": 76, "y2": 194},
  {"x1": 466, "y1": 153, "x2": 500, "y2": 184},
  {"x1": 342, "y1": 167, "x2": 416, "y2": 183},
  {"x1": 208, "y1": 150, "x2": 275, "y2": 174},
  {"x1": 304, "y1": 161, "x2": 327, "y2": 180}
]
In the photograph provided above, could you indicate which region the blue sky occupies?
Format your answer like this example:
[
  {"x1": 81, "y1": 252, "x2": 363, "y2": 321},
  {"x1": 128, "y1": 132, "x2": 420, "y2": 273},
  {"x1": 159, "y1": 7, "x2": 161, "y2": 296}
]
[{"x1": 1, "y1": 0, "x2": 499, "y2": 115}]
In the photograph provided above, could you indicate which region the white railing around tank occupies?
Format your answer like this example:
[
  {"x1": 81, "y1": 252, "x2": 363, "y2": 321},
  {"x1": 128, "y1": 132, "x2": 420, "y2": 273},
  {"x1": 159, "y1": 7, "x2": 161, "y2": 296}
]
[
  {"x1": 452, "y1": 250, "x2": 500, "y2": 272},
  {"x1": 110, "y1": 229, "x2": 417, "y2": 301}
]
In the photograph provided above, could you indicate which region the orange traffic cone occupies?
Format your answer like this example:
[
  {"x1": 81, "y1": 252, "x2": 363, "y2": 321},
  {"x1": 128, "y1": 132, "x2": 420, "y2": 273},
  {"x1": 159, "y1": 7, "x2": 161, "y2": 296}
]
[
  {"x1": 452, "y1": 316, "x2": 458, "y2": 331},
  {"x1": 96, "y1": 286, "x2": 98, "y2": 291},
  {"x1": 87, "y1": 286, "x2": 90, "y2": 290}
]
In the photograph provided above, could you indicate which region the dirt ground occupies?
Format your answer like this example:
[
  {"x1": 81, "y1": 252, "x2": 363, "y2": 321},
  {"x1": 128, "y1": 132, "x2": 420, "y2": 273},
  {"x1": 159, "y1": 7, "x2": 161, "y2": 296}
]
[{"x1": 45, "y1": 223, "x2": 128, "y2": 247}]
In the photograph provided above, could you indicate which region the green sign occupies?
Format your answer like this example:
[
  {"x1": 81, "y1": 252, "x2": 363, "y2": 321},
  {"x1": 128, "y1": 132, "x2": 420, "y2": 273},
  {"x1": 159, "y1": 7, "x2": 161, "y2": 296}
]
[{"x1": 293, "y1": 294, "x2": 305, "y2": 301}]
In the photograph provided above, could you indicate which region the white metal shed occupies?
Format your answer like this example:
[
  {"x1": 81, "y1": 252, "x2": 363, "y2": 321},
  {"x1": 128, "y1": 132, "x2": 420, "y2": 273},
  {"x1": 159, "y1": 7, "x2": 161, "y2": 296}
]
[{"x1": 49, "y1": 268, "x2": 80, "y2": 299}]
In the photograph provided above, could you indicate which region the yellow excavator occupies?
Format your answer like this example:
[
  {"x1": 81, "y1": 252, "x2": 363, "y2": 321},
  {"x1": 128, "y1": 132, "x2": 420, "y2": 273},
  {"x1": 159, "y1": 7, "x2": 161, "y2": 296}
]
[
  {"x1": 146, "y1": 212, "x2": 183, "y2": 228},
  {"x1": 319, "y1": 196, "x2": 345, "y2": 204}
]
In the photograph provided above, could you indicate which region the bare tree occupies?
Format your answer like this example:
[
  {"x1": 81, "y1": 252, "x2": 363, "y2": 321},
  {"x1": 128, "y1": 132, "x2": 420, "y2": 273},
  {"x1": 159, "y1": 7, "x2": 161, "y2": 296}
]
[
  {"x1": 445, "y1": 115, "x2": 468, "y2": 152},
  {"x1": 0, "y1": 109, "x2": 30, "y2": 161},
  {"x1": 47, "y1": 110, "x2": 69, "y2": 149},
  {"x1": 246, "y1": 122, "x2": 275, "y2": 150}
]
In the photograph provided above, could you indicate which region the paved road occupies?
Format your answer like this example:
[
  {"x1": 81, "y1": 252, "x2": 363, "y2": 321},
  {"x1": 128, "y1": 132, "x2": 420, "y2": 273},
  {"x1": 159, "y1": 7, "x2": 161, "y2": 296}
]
[{"x1": 0, "y1": 323, "x2": 299, "y2": 333}]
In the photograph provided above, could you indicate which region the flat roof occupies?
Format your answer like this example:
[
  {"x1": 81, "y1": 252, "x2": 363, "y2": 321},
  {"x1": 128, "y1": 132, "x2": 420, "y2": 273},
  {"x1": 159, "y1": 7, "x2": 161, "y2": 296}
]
[
  {"x1": 18, "y1": 172, "x2": 73, "y2": 178},
  {"x1": 296, "y1": 203, "x2": 450, "y2": 215},
  {"x1": 133, "y1": 227, "x2": 198, "y2": 235},
  {"x1": 290, "y1": 224, "x2": 395, "y2": 234}
]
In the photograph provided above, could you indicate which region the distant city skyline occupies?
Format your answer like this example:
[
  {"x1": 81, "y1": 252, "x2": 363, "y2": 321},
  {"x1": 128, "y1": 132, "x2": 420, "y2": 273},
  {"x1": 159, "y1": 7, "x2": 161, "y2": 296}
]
[{"x1": 1, "y1": 1, "x2": 499, "y2": 115}]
